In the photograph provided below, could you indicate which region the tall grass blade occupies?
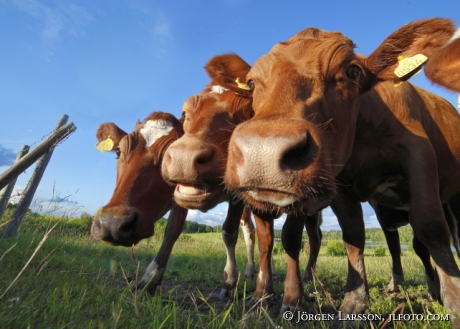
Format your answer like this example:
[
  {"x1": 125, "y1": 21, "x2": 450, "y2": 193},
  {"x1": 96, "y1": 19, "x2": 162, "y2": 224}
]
[{"x1": 0, "y1": 222, "x2": 58, "y2": 299}]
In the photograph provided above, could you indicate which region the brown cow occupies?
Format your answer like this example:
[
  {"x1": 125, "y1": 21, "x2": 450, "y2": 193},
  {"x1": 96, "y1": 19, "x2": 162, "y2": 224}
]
[
  {"x1": 91, "y1": 112, "x2": 257, "y2": 295},
  {"x1": 161, "y1": 54, "x2": 288, "y2": 303},
  {"x1": 224, "y1": 18, "x2": 460, "y2": 323},
  {"x1": 425, "y1": 27, "x2": 460, "y2": 92}
]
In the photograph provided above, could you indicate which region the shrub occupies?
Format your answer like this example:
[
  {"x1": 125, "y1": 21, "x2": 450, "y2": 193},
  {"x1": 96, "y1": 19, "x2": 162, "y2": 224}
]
[
  {"x1": 374, "y1": 244, "x2": 386, "y2": 257},
  {"x1": 326, "y1": 240, "x2": 346, "y2": 256}
]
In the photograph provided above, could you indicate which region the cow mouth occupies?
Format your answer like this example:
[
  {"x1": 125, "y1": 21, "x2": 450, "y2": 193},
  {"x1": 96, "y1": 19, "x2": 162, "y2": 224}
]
[
  {"x1": 175, "y1": 182, "x2": 217, "y2": 197},
  {"x1": 174, "y1": 182, "x2": 225, "y2": 210},
  {"x1": 246, "y1": 188, "x2": 298, "y2": 208},
  {"x1": 237, "y1": 187, "x2": 332, "y2": 215}
]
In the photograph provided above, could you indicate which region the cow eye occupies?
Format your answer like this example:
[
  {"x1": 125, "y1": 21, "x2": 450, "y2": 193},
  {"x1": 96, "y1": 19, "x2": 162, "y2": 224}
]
[
  {"x1": 181, "y1": 111, "x2": 186, "y2": 120},
  {"x1": 346, "y1": 65, "x2": 361, "y2": 80},
  {"x1": 247, "y1": 80, "x2": 254, "y2": 89},
  {"x1": 249, "y1": 110, "x2": 255, "y2": 118},
  {"x1": 115, "y1": 148, "x2": 121, "y2": 159}
]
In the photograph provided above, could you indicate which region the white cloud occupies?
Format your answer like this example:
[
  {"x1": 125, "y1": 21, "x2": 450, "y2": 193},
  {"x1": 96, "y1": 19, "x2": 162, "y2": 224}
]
[{"x1": 7, "y1": 0, "x2": 93, "y2": 59}]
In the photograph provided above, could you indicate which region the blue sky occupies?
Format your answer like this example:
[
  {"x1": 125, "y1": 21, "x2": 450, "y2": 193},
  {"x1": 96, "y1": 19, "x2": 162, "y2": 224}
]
[{"x1": 0, "y1": 0, "x2": 458, "y2": 230}]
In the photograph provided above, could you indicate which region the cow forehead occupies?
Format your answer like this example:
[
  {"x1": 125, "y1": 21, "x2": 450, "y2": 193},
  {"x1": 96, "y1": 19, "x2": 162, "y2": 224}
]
[
  {"x1": 251, "y1": 36, "x2": 356, "y2": 80},
  {"x1": 139, "y1": 119, "x2": 174, "y2": 147}
]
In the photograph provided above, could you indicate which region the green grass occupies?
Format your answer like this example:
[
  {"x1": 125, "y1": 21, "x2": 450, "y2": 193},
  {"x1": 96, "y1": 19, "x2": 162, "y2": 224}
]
[{"x1": 0, "y1": 212, "x2": 457, "y2": 328}]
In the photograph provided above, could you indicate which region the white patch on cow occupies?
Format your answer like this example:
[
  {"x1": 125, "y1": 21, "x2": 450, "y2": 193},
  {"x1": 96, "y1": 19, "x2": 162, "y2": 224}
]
[
  {"x1": 210, "y1": 85, "x2": 229, "y2": 94},
  {"x1": 258, "y1": 269, "x2": 265, "y2": 282},
  {"x1": 241, "y1": 223, "x2": 255, "y2": 278},
  {"x1": 140, "y1": 119, "x2": 174, "y2": 148},
  {"x1": 446, "y1": 27, "x2": 460, "y2": 46},
  {"x1": 140, "y1": 260, "x2": 164, "y2": 283}
]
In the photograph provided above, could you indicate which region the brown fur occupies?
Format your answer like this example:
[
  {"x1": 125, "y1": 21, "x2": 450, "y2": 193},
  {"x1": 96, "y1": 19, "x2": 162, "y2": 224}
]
[{"x1": 425, "y1": 27, "x2": 460, "y2": 92}]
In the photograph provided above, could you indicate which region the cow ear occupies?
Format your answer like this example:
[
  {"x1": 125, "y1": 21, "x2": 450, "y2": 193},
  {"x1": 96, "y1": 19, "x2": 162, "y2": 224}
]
[
  {"x1": 204, "y1": 53, "x2": 251, "y2": 80},
  {"x1": 425, "y1": 28, "x2": 460, "y2": 92},
  {"x1": 95, "y1": 122, "x2": 127, "y2": 152},
  {"x1": 363, "y1": 18, "x2": 455, "y2": 83}
]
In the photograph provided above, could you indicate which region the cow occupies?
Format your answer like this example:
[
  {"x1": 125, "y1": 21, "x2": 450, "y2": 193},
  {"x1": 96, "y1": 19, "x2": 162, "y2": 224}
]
[
  {"x1": 91, "y1": 112, "x2": 257, "y2": 295},
  {"x1": 425, "y1": 27, "x2": 460, "y2": 93},
  {"x1": 223, "y1": 17, "x2": 460, "y2": 323},
  {"x1": 161, "y1": 54, "x2": 290, "y2": 304}
]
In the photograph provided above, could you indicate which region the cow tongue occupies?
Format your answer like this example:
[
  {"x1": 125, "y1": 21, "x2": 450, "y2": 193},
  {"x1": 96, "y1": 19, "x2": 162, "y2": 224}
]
[{"x1": 177, "y1": 183, "x2": 208, "y2": 196}]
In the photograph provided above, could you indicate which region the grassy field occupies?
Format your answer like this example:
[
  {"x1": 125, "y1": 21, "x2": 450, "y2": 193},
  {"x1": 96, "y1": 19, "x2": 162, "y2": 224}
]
[{"x1": 0, "y1": 212, "x2": 457, "y2": 328}]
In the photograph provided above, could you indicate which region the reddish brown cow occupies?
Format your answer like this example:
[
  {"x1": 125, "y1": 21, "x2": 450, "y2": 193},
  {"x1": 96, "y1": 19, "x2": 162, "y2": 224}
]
[
  {"x1": 92, "y1": 112, "x2": 187, "y2": 293},
  {"x1": 161, "y1": 54, "x2": 288, "y2": 303},
  {"x1": 425, "y1": 27, "x2": 460, "y2": 92},
  {"x1": 224, "y1": 18, "x2": 460, "y2": 322},
  {"x1": 91, "y1": 112, "x2": 257, "y2": 294}
]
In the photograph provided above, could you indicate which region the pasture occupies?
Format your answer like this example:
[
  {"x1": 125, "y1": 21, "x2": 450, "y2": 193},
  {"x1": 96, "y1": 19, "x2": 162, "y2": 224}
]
[{"x1": 0, "y1": 210, "x2": 456, "y2": 328}]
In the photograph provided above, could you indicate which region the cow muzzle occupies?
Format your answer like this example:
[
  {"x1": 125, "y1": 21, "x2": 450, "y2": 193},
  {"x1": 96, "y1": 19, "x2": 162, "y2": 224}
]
[{"x1": 91, "y1": 206, "x2": 144, "y2": 246}]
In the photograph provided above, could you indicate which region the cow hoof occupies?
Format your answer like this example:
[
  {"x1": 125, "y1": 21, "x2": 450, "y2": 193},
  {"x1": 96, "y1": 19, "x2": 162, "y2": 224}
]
[
  {"x1": 135, "y1": 282, "x2": 156, "y2": 296},
  {"x1": 244, "y1": 266, "x2": 255, "y2": 279},
  {"x1": 302, "y1": 275, "x2": 313, "y2": 284},
  {"x1": 386, "y1": 283, "x2": 400, "y2": 293},
  {"x1": 219, "y1": 288, "x2": 230, "y2": 300},
  {"x1": 279, "y1": 303, "x2": 305, "y2": 318},
  {"x1": 246, "y1": 297, "x2": 259, "y2": 308}
]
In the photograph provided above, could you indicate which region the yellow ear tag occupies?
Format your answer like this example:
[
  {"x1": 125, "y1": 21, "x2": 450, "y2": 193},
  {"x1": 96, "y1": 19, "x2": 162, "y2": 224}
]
[
  {"x1": 394, "y1": 54, "x2": 427, "y2": 79},
  {"x1": 96, "y1": 135, "x2": 114, "y2": 153},
  {"x1": 235, "y1": 77, "x2": 251, "y2": 90}
]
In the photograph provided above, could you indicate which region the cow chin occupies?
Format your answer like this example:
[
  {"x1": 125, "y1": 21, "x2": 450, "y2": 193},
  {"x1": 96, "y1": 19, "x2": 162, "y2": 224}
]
[
  {"x1": 234, "y1": 187, "x2": 334, "y2": 216},
  {"x1": 173, "y1": 183, "x2": 226, "y2": 211}
]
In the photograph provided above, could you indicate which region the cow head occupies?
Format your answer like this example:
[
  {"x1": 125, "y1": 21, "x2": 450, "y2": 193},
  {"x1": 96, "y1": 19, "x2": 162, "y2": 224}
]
[
  {"x1": 91, "y1": 112, "x2": 183, "y2": 246},
  {"x1": 162, "y1": 54, "x2": 253, "y2": 211},
  {"x1": 224, "y1": 18, "x2": 455, "y2": 215}
]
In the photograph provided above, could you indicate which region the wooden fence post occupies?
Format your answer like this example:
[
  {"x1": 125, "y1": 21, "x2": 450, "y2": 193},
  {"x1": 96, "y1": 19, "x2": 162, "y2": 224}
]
[
  {"x1": 3, "y1": 115, "x2": 74, "y2": 237},
  {"x1": 0, "y1": 145, "x2": 30, "y2": 219},
  {"x1": 0, "y1": 121, "x2": 76, "y2": 191}
]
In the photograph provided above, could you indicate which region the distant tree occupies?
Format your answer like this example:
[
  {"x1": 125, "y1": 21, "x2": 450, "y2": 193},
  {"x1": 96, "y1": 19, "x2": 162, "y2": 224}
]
[{"x1": 326, "y1": 240, "x2": 346, "y2": 256}]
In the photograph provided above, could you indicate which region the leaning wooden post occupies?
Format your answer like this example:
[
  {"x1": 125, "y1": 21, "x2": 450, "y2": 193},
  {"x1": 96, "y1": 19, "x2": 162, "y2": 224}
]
[
  {"x1": 3, "y1": 115, "x2": 74, "y2": 238},
  {"x1": 0, "y1": 121, "x2": 76, "y2": 191},
  {"x1": 0, "y1": 145, "x2": 30, "y2": 219}
]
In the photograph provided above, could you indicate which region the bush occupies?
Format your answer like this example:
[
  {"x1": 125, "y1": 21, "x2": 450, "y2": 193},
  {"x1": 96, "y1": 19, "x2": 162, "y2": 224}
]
[
  {"x1": 326, "y1": 240, "x2": 346, "y2": 256},
  {"x1": 374, "y1": 244, "x2": 386, "y2": 256}
]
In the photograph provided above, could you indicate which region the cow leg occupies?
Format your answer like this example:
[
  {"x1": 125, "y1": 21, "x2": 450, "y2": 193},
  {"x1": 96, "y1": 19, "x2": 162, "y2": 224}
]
[
  {"x1": 404, "y1": 142, "x2": 460, "y2": 323},
  {"x1": 445, "y1": 202, "x2": 460, "y2": 258},
  {"x1": 240, "y1": 207, "x2": 255, "y2": 279},
  {"x1": 412, "y1": 235, "x2": 440, "y2": 301},
  {"x1": 137, "y1": 205, "x2": 188, "y2": 294},
  {"x1": 331, "y1": 190, "x2": 369, "y2": 315},
  {"x1": 370, "y1": 202, "x2": 405, "y2": 292},
  {"x1": 247, "y1": 214, "x2": 274, "y2": 307},
  {"x1": 303, "y1": 212, "x2": 322, "y2": 283},
  {"x1": 382, "y1": 228, "x2": 404, "y2": 292},
  {"x1": 280, "y1": 213, "x2": 306, "y2": 314},
  {"x1": 219, "y1": 200, "x2": 245, "y2": 300}
]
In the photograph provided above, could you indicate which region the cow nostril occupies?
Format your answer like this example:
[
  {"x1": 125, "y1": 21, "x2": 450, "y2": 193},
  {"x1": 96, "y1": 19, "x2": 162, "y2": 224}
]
[
  {"x1": 120, "y1": 213, "x2": 138, "y2": 234},
  {"x1": 281, "y1": 133, "x2": 315, "y2": 170},
  {"x1": 195, "y1": 148, "x2": 215, "y2": 166}
]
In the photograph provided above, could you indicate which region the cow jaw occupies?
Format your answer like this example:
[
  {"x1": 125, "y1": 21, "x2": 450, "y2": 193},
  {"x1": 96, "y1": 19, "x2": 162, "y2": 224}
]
[{"x1": 174, "y1": 182, "x2": 225, "y2": 211}]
